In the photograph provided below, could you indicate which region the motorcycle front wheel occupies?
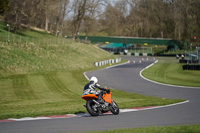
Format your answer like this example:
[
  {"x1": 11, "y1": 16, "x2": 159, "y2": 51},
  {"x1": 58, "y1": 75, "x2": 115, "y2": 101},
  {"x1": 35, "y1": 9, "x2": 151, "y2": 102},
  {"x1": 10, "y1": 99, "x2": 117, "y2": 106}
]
[
  {"x1": 109, "y1": 101, "x2": 119, "y2": 115},
  {"x1": 86, "y1": 100, "x2": 100, "y2": 116}
]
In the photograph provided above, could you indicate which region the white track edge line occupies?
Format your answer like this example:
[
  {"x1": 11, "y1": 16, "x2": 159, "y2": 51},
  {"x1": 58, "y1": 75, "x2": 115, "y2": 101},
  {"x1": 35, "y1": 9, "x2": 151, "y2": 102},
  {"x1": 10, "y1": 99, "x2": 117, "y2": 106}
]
[{"x1": 120, "y1": 100, "x2": 189, "y2": 113}]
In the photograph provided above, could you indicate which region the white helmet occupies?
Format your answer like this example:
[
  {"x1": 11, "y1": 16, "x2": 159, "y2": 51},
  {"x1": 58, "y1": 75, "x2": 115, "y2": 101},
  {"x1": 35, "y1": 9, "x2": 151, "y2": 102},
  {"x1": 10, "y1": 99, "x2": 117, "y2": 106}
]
[{"x1": 90, "y1": 76, "x2": 98, "y2": 83}]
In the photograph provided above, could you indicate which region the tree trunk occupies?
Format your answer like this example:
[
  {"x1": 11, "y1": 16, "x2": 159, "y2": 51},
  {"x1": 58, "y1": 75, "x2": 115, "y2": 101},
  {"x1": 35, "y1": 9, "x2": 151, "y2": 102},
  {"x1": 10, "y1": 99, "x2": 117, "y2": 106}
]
[
  {"x1": 60, "y1": 0, "x2": 69, "y2": 36},
  {"x1": 161, "y1": 31, "x2": 164, "y2": 38},
  {"x1": 178, "y1": 25, "x2": 181, "y2": 40},
  {"x1": 45, "y1": 14, "x2": 49, "y2": 31},
  {"x1": 72, "y1": 0, "x2": 87, "y2": 40}
]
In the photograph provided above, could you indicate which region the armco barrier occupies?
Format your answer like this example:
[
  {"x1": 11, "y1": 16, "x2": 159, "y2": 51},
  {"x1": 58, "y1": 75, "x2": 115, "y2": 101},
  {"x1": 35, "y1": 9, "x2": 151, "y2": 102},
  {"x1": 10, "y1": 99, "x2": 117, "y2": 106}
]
[
  {"x1": 94, "y1": 58, "x2": 121, "y2": 67},
  {"x1": 179, "y1": 59, "x2": 188, "y2": 63},
  {"x1": 182, "y1": 65, "x2": 200, "y2": 70},
  {"x1": 143, "y1": 53, "x2": 148, "y2": 56},
  {"x1": 135, "y1": 53, "x2": 139, "y2": 56},
  {"x1": 126, "y1": 53, "x2": 152, "y2": 56}
]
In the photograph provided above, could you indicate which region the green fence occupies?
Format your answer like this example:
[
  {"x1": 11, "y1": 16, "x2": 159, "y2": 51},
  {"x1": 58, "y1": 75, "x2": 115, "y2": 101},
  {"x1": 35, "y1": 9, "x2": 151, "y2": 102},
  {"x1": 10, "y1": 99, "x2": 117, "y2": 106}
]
[
  {"x1": 102, "y1": 43, "x2": 132, "y2": 48},
  {"x1": 78, "y1": 36, "x2": 179, "y2": 46}
]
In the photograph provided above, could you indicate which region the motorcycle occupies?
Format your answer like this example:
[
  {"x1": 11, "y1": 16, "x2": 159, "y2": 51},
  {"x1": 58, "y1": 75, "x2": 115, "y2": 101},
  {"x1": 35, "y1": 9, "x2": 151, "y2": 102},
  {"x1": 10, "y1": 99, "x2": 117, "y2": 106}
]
[{"x1": 81, "y1": 88, "x2": 119, "y2": 116}]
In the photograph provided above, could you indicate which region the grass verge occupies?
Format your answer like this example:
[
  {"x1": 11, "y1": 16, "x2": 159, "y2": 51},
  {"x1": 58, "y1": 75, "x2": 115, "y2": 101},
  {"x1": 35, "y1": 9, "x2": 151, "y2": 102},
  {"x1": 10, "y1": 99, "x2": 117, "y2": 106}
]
[
  {"x1": 83, "y1": 124, "x2": 200, "y2": 133},
  {"x1": 142, "y1": 57, "x2": 200, "y2": 87},
  {"x1": 0, "y1": 70, "x2": 183, "y2": 119}
]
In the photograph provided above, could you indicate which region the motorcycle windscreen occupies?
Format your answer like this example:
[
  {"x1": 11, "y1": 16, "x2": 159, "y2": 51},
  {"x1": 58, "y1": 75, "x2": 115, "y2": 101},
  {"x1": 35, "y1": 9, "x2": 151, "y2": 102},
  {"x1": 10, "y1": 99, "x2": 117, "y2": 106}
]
[
  {"x1": 82, "y1": 94, "x2": 98, "y2": 101},
  {"x1": 103, "y1": 93, "x2": 112, "y2": 104}
]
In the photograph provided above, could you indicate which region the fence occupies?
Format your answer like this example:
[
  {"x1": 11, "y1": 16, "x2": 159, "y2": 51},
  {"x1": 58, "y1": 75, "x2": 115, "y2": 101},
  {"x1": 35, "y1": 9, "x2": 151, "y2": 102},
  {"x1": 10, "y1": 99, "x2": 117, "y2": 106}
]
[
  {"x1": 0, "y1": 33, "x2": 70, "y2": 46},
  {"x1": 184, "y1": 47, "x2": 200, "y2": 64},
  {"x1": 78, "y1": 36, "x2": 180, "y2": 46}
]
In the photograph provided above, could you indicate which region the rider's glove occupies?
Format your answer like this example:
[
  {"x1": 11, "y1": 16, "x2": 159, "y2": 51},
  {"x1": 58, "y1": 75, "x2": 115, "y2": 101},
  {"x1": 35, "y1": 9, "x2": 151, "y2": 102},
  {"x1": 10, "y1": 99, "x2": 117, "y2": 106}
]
[{"x1": 106, "y1": 89, "x2": 110, "y2": 93}]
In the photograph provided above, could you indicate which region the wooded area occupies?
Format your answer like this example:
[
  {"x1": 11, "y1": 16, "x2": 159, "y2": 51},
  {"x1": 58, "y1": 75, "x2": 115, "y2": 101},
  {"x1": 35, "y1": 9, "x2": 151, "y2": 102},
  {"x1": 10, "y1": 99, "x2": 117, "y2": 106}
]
[{"x1": 1, "y1": 0, "x2": 200, "y2": 42}]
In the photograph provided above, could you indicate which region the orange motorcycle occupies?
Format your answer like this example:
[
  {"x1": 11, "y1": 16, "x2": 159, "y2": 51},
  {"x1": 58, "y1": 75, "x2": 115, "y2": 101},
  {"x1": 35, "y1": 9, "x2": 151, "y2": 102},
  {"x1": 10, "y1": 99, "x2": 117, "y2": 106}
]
[{"x1": 81, "y1": 88, "x2": 119, "y2": 116}]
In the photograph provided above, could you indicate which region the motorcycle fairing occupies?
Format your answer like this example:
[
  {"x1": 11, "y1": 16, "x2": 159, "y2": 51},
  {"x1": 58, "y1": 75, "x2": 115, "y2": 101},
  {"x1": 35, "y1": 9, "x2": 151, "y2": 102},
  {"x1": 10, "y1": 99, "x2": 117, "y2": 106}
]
[{"x1": 103, "y1": 92, "x2": 112, "y2": 104}]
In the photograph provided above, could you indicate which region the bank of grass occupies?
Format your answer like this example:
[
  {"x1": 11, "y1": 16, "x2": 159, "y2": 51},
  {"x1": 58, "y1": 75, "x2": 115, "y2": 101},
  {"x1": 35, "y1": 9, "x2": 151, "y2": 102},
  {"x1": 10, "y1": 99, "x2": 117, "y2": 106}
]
[
  {"x1": 84, "y1": 124, "x2": 200, "y2": 133},
  {"x1": 0, "y1": 41, "x2": 116, "y2": 77},
  {"x1": 142, "y1": 57, "x2": 200, "y2": 87}
]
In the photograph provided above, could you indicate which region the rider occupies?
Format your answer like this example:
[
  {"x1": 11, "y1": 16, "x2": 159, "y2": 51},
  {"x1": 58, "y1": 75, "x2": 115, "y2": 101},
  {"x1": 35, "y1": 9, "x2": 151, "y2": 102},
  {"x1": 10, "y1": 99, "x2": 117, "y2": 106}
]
[{"x1": 83, "y1": 76, "x2": 110, "y2": 104}]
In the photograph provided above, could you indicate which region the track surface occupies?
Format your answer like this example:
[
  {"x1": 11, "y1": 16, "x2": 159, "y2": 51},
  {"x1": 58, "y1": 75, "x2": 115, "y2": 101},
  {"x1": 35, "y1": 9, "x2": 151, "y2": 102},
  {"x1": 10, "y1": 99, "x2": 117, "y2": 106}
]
[{"x1": 0, "y1": 56, "x2": 200, "y2": 133}]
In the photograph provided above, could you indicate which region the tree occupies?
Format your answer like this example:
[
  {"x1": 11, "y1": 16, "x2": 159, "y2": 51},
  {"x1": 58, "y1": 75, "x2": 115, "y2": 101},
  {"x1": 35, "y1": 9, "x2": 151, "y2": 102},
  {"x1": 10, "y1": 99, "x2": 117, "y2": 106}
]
[
  {"x1": 103, "y1": 4, "x2": 123, "y2": 36},
  {"x1": 83, "y1": 0, "x2": 102, "y2": 40},
  {"x1": 71, "y1": 0, "x2": 87, "y2": 40},
  {"x1": 23, "y1": 0, "x2": 41, "y2": 30},
  {"x1": 4, "y1": 0, "x2": 42, "y2": 33},
  {"x1": 0, "y1": 0, "x2": 9, "y2": 15},
  {"x1": 60, "y1": 0, "x2": 70, "y2": 36},
  {"x1": 39, "y1": 0, "x2": 59, "y2": 32},
  {"x1": 2, "y1": 0, "x2": 200, "y2": 42},
  {"x1": 4, "y1": 0, "x2": 29, "y2": 33}
]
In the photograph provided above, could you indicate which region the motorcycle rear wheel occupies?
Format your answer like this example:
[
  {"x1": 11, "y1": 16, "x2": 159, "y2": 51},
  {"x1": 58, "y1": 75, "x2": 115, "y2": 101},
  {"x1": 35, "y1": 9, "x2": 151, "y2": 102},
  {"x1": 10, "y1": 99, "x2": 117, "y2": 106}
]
[
  {"x1": 86, "y1": 100, "x2": 100, "y2": 116},
  {"x1": 109, "y1": 101, "x2": 119, "y2": 115}
]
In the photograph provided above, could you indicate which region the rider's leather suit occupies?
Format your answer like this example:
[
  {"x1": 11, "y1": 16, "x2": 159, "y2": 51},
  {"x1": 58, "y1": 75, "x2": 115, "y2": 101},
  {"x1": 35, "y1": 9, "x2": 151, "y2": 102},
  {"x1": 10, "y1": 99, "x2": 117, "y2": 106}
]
[{"x1": 83, "y1": 81, "x2": 108, "y2": 103}]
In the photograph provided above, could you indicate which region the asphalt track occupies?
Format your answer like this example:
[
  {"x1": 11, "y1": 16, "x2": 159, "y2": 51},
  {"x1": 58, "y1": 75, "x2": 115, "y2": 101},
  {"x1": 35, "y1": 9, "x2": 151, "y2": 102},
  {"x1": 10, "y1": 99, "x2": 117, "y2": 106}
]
[{"x1": 0, "y1": 56, "x2": 200, "y2": 133}]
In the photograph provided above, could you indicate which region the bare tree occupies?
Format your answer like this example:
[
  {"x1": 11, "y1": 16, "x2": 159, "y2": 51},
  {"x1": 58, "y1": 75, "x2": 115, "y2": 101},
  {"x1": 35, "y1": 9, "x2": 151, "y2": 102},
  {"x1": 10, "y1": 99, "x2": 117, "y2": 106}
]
[
  {"x1": 60, "y1": 0, "x2": 70, "y2": 36},
  {"x1": 103, "y1": 4, "x2": 122, "y2": 36},
  {"x1": 82, "y1": 0, "x2": 103, "y2": 40},
  {"x1": 3, "y1": 0, "x2": 200, "y2": 42},
  {"x1": 71, "y1": 0, "x2": 87, "y2": 40},
  {"x1": 0, "y1": 0, "x2": 9, "y2": 15},
  {"x1": 39, "y1": 0, "x2": 60, "y2": 32},
  {"x1": 5, "y1": 0, "x2": 30, "y2": 33},
  {"x1": 25, "y1": 0, "x2": 41, "y2": 30}
]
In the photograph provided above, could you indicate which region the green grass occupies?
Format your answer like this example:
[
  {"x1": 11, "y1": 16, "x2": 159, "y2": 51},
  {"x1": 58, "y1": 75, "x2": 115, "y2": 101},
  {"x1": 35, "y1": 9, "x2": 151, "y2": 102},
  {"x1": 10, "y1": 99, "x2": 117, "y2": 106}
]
[
  {"x1": 0, "y1": 70, "x2": 183, "y2": 119},
  {"x1": 111, "y1": 89, "x2": 182, "y2": 109},
  {"x1": 0, "y1": 71, "x2": 85, "y2": 119},
  {"x1": 163, "y1": 50, "x2": 185, "y2": 55},
  {"x1": 83, "y1": 124, "x2": 200, "y2": 133},
  {"x1": 0, "y1": 21, "x2": 184, "y2": 119},
  {"x1": 142, "y1": 58, "x2": 200, "y2": 87}
]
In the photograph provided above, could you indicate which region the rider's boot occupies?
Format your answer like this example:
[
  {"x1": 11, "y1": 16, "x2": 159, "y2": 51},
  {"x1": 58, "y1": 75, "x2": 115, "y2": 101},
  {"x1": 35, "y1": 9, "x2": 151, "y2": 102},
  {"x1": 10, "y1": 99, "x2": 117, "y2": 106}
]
[
  {"x1": 98, "y1": 98, "x2": 104, "y2": 104},
  {"x1": 98, "y1": 92, "x2": 104, "y2": 104}
]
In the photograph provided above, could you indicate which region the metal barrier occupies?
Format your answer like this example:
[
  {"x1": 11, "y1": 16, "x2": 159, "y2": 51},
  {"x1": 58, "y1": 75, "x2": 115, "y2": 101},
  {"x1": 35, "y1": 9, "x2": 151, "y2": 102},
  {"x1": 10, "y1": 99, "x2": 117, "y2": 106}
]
[
  {"x1": 94, "y1": 58, "x2": 121, "y2": 67},
  {"x1": 184, "y1": 47, "x2": 200, "y2": 64}
]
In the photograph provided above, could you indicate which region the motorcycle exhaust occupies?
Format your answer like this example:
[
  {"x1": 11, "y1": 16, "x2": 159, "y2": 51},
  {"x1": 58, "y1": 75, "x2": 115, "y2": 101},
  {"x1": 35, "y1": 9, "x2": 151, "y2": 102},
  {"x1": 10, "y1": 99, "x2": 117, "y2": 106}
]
[{"x1": 92, "y1": 99, "x2": 100, "y2": 105}]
